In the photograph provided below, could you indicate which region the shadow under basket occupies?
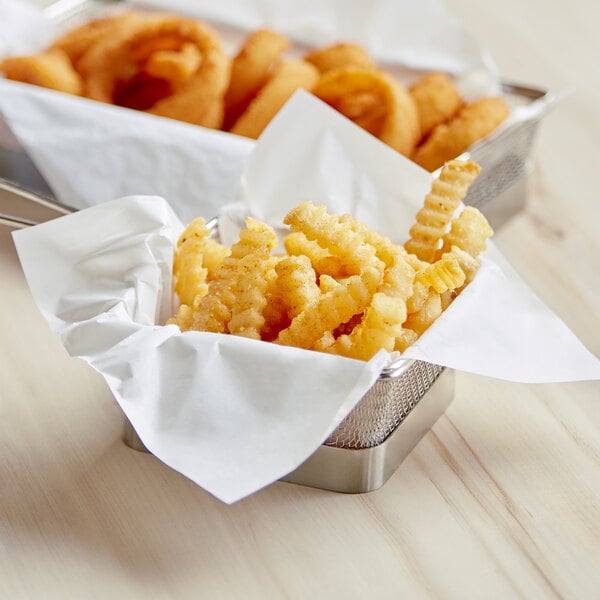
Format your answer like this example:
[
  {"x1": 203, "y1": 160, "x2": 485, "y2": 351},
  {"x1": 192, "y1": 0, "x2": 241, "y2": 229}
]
[{"x1": 122, "y1": 360, "x2": 454, "y2": 494}]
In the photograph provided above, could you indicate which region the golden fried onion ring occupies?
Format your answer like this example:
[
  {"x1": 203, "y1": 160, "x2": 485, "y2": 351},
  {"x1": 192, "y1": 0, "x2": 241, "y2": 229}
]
[
  {"x1": 0, "y1": 49, "x2": 83, "y2": 95},
  {"x1": 304, "y1": 42, "x2": 375, "y2": 73},
  {"x1": 312, "y1": 67, "x2": 420, "y2": 157},
  {"x1": 49, "y1": 12, "x2": 142, "y2": 70},
  {"x1": 409, "y1": 72, "x2": 463, "y2": 140},
  {"x1": 230, "y1": 59, "x2": 319, "y2": 139},
  {"x1": 144, "y1": 42, "x2": 203, "y2": 90},
  {"x1": 412, "y1": 97, "x2": 510, "y2": 172},
  {"x1": 78, "y1": 14, "x2": 230, "y2": 128},
  {"x1": 223, "y1": 28, "x2": 289, "y2": 131}
]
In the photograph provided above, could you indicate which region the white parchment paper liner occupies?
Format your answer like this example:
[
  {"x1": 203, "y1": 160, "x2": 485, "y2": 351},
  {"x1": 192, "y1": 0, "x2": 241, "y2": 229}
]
[
  {"x1": 0, "y1": 80, "x2": 254, "y2": 222},
  {"x1": 12, "y1": 92, "x2": 600, "y2": 504},
  {"x1": 13, "y1": 193, "x2": 389, "y2": 504}
]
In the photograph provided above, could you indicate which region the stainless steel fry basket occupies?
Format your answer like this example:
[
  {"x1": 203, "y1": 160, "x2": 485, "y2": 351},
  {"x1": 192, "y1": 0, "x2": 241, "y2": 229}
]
[{"x1": 122, "y1": 214, "x2": 455, "y2": 494}]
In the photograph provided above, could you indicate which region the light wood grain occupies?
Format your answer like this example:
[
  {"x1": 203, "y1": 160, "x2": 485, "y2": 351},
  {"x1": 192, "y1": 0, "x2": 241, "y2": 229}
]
[{"x1": 1, "y1": 0, "x2": 599, "y2": 598}]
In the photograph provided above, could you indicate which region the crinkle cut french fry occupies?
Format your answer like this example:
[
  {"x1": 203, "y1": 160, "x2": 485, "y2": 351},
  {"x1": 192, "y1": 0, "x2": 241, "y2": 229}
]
[
  {"x1": 440, "y1": 206, "x2": 494, "y2": 259},
  {"x1": 284, "y1": 231, "x2": 348, "y2": 278},
  {"x1": 332, "y1": 293, "x2": 406, "y2": 360},
  {"x1": 169, "y1": 165, "x2": 492, "y2": 360},
  {"x1": 415, "y1": 254, "x2": 465, "y2": 295},
  {"x1": 404, "y1": 160, "x2": 481, "y2": 262},
  {"x1": 442, "y1": 245, "x2": 481, "y2": 287},
  {"x1": 274, "y1": 255, "x2": 320, "y2": 318},
  {"x1": 191, "y1": 217, "x2": 277, "y2": 334},
  {"x1": 404, "y1": 290, "x2": 443, "y2": 337},
  {"x1": 275, "y1": 266, "x2": 381, "y2": 350},
  {"x1": 172, "y1": 217, "x2": 211, "y2": 307},
  {"x1": 228, "y1": 255, "x2": 278, "y2": 339},
  {"x1": 284, "y1": 201, "x2": 384, "y2": 276},
  {"x1": 331, "y1": 243, "x2": 415, "y2": 360}
]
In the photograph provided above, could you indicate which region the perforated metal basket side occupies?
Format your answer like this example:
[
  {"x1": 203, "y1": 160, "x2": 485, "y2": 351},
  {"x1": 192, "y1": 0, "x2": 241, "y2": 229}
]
[
  {"x1": 463, "y1": 82, "x2": 554, "y2": 222},
  {"x1": 324, "y1": 360, "x2": 445, "y2": 449},
  {"x1": 467, "y1": 122, "x2": 537, "y2": 207}
]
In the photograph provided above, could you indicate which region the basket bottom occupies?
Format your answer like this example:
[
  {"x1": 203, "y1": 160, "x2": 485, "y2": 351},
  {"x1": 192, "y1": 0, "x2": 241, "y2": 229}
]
[
  {"x1": 121, "y1": 369, "x2": 454, "y2": 495},
  {"x1": 281, "y1": 369, "x2": 454, "y2": 493}
]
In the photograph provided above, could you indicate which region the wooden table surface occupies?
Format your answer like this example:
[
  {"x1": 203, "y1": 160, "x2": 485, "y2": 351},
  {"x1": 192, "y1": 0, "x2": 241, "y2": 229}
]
[{"x1": 1, "y1": 0, "x2": 599, "y2": 598}]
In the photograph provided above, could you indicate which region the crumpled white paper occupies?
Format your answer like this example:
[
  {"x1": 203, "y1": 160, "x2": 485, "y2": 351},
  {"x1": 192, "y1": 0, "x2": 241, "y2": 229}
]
[
  {"x1": 221, "y1": 92, "x2": 600, "y2": 384},
  {"x1": 12, "y1": 91, "x2": 600, "y2": 504},
  {"x1": 0, "y1": 0, "x2": 56, "y2": 56},
  {"x1": 0, "y1": 80, "x2": 254, "y2": 222},
  {"x1": 13, "y1": 193, "x2": 388, "y2": 505},
  {"x1": 0, "y1": 0, "x2": 511, "y2": 220}
]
